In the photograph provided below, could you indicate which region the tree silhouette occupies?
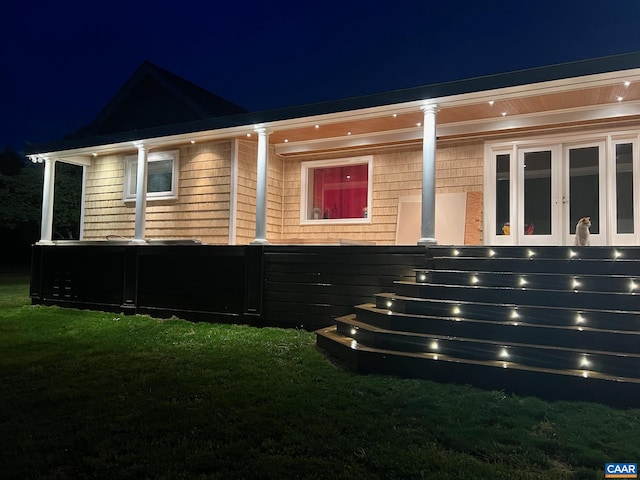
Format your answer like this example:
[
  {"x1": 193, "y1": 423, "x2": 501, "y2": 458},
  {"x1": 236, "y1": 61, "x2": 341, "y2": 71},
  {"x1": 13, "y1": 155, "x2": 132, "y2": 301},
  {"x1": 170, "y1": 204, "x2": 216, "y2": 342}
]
[{"x1": 0, "y1": 148, "x2": 81, "y2": 266}]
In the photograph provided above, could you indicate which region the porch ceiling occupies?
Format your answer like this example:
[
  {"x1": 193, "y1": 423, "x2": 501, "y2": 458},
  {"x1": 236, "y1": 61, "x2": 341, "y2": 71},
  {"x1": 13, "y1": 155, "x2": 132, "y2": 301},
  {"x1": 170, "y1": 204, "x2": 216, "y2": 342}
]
[{"x1": 255, "y1": 81, "x2": 640, "y2": 147}]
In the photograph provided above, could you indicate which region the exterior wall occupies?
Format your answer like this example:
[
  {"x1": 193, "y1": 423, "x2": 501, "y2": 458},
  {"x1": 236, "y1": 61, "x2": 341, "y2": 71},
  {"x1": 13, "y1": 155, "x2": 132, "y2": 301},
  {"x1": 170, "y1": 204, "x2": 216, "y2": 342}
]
[
  {"x1": 83, "y1": 140, "x2": 233, "y2": 244},
  {"x1": 82, "y1": 137, "x2": 483, "y2": 246},
  {"x1": 235, "y1": 140, "x2": 282, "y2": 244},
  {"x1": 281, "y1": 139, "x2": 484, "y2": 245}
]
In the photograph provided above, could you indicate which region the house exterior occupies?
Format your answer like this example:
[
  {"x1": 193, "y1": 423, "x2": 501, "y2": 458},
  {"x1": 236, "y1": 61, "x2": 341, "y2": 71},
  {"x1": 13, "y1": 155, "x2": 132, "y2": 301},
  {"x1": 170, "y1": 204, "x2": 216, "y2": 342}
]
[
  {"x1": 26, "y1": 53, "x2": 640, "y2": 248},
  {"x1": 26, "y1": 55, "x2": 640, "y2": 403}
]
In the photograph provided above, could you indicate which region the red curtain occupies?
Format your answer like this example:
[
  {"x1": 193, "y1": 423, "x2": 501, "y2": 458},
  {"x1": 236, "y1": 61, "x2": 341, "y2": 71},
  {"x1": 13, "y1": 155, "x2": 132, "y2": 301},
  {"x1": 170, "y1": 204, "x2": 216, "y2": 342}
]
[{"x1": 313, "y1": 164, "x2": 368, "y2": 219}]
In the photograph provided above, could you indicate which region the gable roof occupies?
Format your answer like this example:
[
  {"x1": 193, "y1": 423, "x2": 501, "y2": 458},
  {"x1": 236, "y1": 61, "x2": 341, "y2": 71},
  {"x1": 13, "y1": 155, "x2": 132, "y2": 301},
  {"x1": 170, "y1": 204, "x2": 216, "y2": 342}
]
[
  {"x1": 27, "y1": 51, "x2": 640, "y2": 156},
  {"x1": 66, "y1": 61, "x2": 248, "y2": 139}
]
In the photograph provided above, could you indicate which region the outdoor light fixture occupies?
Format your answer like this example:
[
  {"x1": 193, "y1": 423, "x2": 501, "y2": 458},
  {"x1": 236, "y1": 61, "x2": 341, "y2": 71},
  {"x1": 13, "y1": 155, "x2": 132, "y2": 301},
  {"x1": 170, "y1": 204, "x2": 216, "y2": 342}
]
[
  {"x1": 576, "y1": 313, "x2": 585, "y2": 324},
  {"x1": 452, "y1": 306, "x2": 461, "y2": 315},
  {"x1": 350, "y1": 328, "x2": 357, "y2": 335},
  {"x1": 284, "y1": 139, "x2": 289, "y2": 142},
  {"x1": 630, "y1": 280, "x2": 637, "y2": 292},
  {"x1": 430, "y1": 340, "x2": 439, "y2": 350},
  {"x1": 614, "y1": 250, "x2": 622, "y2": 259},
  {"x1": 519, "y1": 277, "x2": 527, "y2": 286},
  {"x1": 488, "y1": 100, "x2": 495, "y2": 106},
  {"x1": 386, "y1": 300, "x2": 393, "y2": 308},
  {"x1": 499, "y1": 347, "x2": 509, "y2": 359},
  {"x1": 569, "y1": 250, "x2": 577, "y2": 258},
  {"x1": 501, "y1": 112, "x2": 507, "y2": 117},
  {"x1": 452, "y1": 249, "x2": 460, "y2": 256},
  {"x1": 580, "y1": 355, "x2": 590, "y2": 368},
  {"x1": 419, "y1": 273, "x2": 427, "y2": 282},
  {"x1": 315, "y1": 124, "x2": 319, "y2": 129},
  {"x1": 572, "y1": 278, "x2": 581, "y2": 289},
  {"x1": 488, "y1": 249, "x2": 496, "y2": 257},
  {"x1": 617, "y1": 96, "x2": 624, "y2": 102},
  {"x1": 624, "y1": 81, "x2": 631, "y2": 87},
  {"x1": 471, "y1": 275, "x2": 479, "y2": 284},
  {"x1": 527, "y1": 249, "x2": 535, "y2": 258},
  {"x1": 510, "y1": 309, "x2": 519, "y2": 319}
]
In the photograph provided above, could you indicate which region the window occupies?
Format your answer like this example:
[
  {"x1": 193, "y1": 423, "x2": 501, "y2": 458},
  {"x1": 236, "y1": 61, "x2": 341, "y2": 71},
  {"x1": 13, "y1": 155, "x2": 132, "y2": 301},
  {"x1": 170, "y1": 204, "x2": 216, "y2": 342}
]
[
  {"x1": 124, "y1": 150, "x2": 179, "y2": 201},
  {"x1": 301, "y1": 156, "x2": 372, "y2": 223}
]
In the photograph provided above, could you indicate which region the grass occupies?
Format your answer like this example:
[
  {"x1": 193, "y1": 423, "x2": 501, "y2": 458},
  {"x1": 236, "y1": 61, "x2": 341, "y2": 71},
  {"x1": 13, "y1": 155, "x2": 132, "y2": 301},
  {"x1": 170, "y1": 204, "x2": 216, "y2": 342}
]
[{"x1": 0, "y1": 273, "x2": 638, "y2": 479}]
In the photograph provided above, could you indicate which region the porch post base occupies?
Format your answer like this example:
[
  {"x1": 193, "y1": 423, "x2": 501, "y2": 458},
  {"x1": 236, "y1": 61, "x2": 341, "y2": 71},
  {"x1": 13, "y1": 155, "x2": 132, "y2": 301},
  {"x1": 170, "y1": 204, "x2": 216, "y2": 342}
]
[
  {"x1": 250, "y1": 238, "x2": 270, "y2": 245},
  {"x1": 417, "y1": 237, "x2": 437, "y2": 245}
]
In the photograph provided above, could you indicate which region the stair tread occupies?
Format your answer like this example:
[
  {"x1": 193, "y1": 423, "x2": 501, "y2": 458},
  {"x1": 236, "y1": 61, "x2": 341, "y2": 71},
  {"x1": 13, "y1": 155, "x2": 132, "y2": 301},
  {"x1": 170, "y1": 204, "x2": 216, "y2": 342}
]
[
  {"x1": 396, "y1": 279, "x2": 639, "y2": 296},
  {"x1": 316, "y1": 326, "x2": 640, "y2": 385},
  {"x1": 337, "y1": 312, "x2": 640, "y2": 358},
  {"x1": 359, "y1": 302, "x2": 640, "y2": 335},
  {"x1": 374, "y1": 291, "x2": 640, "y2": 318}
]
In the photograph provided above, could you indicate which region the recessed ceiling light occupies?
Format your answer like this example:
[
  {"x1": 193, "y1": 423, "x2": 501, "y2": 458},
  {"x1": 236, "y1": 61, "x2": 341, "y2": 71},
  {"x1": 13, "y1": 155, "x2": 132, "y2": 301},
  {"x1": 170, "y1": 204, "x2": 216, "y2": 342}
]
[
  {"x1": 284, "y1": 139, "x2": 289, "y2": 143},
  {"x1": 416, "y1": 122, "x2": 422, "y2": 127},
  {"x1": 501, "y1": 112, "x2": 507, "y2": 116},
  {"x1": 314, "y1": 124, "x2": 320, "y2": 129},
  {"x1": 488, "y1": 100, "x2": 495, "y2": 106},
  {"x1": 624, "y1": 81, "x2": 631, "y2": 87},
  {"x1": 190, "y1": 140, "x2": 195, "y2": 144},
  {"x1": 392, "y1": 113, "x2": 397, "y2": 118},
  {"x1": 246, "y1": 133, "x2": 251, "y2": 137},
  {"x1": 347, "y1": 131, "x2": 352, "y2": 135},
  {"x1": 617, "y1": 96, "x2": 624, "y2": 102},
  {"x1": 92, "y1": 152, "x2": 97, "y2": 157}
]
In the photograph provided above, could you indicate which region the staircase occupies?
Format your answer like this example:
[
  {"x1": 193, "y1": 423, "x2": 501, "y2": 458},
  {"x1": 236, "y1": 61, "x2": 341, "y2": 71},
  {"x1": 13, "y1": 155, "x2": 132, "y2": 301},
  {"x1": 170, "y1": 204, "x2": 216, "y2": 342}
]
[{"x1": 316, "y1": 246, "x2": 640, "y2": 407}]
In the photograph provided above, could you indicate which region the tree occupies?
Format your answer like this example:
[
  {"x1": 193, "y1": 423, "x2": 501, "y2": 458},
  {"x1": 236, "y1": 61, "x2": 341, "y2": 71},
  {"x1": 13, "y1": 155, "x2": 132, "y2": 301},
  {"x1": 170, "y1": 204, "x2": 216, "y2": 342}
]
[{"x1": 0, "y1": 149, "x2": 82, "y2": 265}]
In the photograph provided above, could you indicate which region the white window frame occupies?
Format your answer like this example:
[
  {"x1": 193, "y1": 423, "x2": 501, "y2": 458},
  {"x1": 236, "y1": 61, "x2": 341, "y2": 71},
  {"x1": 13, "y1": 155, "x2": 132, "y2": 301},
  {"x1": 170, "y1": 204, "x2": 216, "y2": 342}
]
[
  {"x1": 123, "y1": 150, "x2": 179, "y2": 202},
  {"x1": 300, "y1": 155, "x2": 373, "y2": 225}
]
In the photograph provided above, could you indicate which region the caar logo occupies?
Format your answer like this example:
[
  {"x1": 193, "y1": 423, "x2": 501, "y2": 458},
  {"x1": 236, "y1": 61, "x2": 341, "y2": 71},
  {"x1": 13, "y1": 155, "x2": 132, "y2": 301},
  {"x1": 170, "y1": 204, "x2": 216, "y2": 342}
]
[{"x1": 605, "y1": 463, "x2": 637, "y2": 479}]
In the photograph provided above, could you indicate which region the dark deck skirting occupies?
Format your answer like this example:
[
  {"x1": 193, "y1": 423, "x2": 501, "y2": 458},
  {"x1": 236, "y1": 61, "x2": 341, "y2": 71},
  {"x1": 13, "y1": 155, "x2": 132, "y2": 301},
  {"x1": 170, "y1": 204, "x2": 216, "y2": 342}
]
[{"x1": 30, "y1": 243, "x2": 427, "y2": 331}]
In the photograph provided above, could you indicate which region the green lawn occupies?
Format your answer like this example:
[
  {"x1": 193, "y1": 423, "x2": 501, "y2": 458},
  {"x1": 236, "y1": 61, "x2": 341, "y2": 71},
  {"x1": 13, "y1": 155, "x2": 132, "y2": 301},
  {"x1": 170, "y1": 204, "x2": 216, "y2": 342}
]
[{"x1": 0, "y1": 273, "x2": 638, "y2": 479}]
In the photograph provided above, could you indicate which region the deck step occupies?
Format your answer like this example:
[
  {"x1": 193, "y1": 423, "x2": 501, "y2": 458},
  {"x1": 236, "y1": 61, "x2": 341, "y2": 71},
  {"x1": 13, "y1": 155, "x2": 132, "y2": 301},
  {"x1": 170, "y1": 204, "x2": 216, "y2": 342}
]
[
  {"x1": 417, "y1": 269, "x2": 640, "y2": 293},
  {"x1": 316, "y1": 246, "x2": 640, "y2": 406},
  {"x1": 316, "y1": 325, "x2": 640, "y2": 408},
  {"x1": 334, "y1": 315, "x2": 640, "y2": 378}
]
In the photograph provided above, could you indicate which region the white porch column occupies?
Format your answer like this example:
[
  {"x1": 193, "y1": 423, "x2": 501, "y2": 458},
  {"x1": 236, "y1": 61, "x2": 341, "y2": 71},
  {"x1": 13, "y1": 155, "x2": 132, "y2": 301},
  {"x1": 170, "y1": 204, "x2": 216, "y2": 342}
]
[
  {"x1": 37, "y1": 157, "x2": 56, "y2": 245},
  {"x1": 132, "y1": 144, "x2": 148, "y2": 244},
  {"x1": 418, "y1": 105, "x2": 439, "y2": 245},
  {"x1": 252, "y1": 127, "x2": 270, "y2": 245}
]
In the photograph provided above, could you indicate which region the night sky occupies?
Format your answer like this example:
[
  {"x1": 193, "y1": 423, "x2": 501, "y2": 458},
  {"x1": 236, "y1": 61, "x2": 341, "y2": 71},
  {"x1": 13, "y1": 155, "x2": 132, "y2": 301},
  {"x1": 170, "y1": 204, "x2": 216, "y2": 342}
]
[{"x1": 2, "y1": 0, "x2": 640, "y2": 153}]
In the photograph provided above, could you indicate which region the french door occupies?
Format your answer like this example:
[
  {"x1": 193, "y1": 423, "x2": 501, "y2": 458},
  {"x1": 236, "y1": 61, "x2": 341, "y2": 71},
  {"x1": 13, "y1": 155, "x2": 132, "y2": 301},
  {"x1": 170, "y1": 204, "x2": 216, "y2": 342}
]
[{"x1": 488, "y1": 136, "x2": 637, "y2": 246}]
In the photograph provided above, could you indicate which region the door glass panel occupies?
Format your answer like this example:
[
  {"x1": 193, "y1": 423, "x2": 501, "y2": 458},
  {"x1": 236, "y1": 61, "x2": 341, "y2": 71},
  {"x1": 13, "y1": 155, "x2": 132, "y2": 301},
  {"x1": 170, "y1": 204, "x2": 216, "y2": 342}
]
[
  {"x1": 524, "y1": 151, "x2": 551, "y2": 235},
  {"x1": 569, "y1": 146, "x2": 599, "y2": 234},
  {"x1": 495, "y1": 154, "x2": 510, "y2": 235},
  {"x1": 615, "y1": 143, "x2": 634, "y2": 234}
]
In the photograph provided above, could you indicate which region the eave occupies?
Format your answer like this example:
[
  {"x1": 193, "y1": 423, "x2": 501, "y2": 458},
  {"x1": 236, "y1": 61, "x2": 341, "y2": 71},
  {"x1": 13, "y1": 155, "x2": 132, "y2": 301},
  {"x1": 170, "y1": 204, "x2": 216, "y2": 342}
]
[{"x1": 26, "y1": 51, "x2": 640, "y2": 162}]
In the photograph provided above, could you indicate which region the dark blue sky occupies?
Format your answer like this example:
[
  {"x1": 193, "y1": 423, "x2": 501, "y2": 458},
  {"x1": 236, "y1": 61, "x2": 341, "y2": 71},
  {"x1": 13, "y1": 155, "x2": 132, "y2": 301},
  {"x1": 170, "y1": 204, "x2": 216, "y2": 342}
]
[{"x1": 2, "y1": 0, "x2": 640, "y2": 152}]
